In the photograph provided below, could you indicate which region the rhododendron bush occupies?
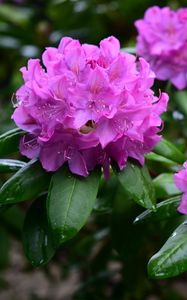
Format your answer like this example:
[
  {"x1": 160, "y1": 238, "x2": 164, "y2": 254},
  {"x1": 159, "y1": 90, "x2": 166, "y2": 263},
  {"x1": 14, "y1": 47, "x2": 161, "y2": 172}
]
[{"x1": 1, "y1": 1, "x2": 187, "y2": 299}]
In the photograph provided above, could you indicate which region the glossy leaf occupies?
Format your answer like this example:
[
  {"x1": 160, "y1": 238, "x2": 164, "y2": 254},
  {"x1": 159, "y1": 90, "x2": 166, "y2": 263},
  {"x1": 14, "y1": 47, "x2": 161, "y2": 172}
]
[
  {"x1": 0, "y1": 160, "x2": 51, "y2": 204},
  {"x1": 153, "y1": 138, "x2": 185, "y2": 164},
  {"x1": 0, "y1": 128, "x2": 24, "y2": 156},
  {"x1": 134, "y1": 196, "x2": 181, "y2": 224},
  {"x1": 47, "y1": 166, "x2": 101, "y2": 246},
  {"x1": 153, "y1": 173, "x2": 181, "y2": 199},
  {"x1": 145, "y1": 152, "x2": 177, "y2": 166},
  {"x1": 0, "y1": 159, "x2": 26, "y2": 173},
  {"x1": 23, "y1": 198, "x2": 55, "y2": 266},
  {"x1": 117, "y1": 161, "x2": 156, "y2": 210},
  {"x1": 148, "y1": 222, "x2": 187, "y2": 279}
]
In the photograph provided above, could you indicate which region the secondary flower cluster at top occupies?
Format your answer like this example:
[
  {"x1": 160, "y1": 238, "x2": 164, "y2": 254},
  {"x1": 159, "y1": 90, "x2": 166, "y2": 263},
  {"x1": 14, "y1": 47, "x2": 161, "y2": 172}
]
[
  {"x1": 12, "y1": 36, "x2": 168, "y2": 177},
  {"x1": 135, "y1": 6, "x2": 187, "y2": 90}
]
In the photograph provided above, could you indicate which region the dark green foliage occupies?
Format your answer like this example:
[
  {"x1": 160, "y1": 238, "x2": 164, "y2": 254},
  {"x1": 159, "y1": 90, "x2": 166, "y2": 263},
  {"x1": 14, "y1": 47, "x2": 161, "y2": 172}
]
[
  {"x1": 23, "y1": 197, "x2": 56, "y2": 267},
  {"x1": 148, "y1": 222, "x2": 187, "y2": 279},
  {"x1": 134, "y1": 196, "x2": 181, "y2": 224},
  {"x1": 1, "y1": 1, "x2": 187, "y2": 299},
  {"x1": 0, "y1": 160, "x2": 51, "y2": 204},
  {"x1": 153, "y1": 138, "x2": 186, "y2": 164},
  {"x1": 116, "y1": 160, "x2": 156, "y2": 210},
  {"x1": 0, "y1": 159, "x2": 26, "y2": 172},
  {"x1": 0, "y1": 128, "x2": 24, "y2": 156},
  {"x1": 47, "y1": 166, "x2": 101, "y2": 246}
]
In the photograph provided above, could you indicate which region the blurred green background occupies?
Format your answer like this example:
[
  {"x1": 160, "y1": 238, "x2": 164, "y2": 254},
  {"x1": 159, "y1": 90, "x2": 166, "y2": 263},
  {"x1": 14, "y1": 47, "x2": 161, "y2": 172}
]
[{"x1": 1, "y1": 1, "x2": 187, "y2": 299}]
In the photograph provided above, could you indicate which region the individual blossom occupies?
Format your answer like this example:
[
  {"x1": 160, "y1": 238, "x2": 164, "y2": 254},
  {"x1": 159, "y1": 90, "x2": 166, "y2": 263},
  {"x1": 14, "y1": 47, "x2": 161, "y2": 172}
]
[
  {"x1": 135, "y1": 6, "x2": 187, "y2": 90},
  {"x1": 12, "y1": 36, "x2": 169, "y2": 177},
  {"x1": 174, "y1": 162, "x2": 187, "y2": 214}
]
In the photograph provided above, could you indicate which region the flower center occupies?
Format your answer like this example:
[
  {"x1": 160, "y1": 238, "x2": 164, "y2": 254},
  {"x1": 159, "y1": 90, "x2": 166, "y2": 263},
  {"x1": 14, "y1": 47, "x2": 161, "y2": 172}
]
[{"x1": 80, "y1": 120, "x2": 96, "y2": 134}]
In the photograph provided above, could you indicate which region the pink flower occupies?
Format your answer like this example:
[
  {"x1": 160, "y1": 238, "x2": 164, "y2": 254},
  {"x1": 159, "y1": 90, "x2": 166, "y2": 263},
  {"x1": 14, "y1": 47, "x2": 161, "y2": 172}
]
[
  {"x1": 174, "y1": 162, "x2": 187, "y2": 214},
  {"x1": 135, "y1": 6, "x2": 187, "y2": 90},
  {"x1": 12, "y1": 36, "x2": 168, "y2": 177}
]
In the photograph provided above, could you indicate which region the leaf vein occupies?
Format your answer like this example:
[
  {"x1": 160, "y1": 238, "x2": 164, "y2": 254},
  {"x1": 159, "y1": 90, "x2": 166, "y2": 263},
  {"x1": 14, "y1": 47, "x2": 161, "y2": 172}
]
[{"x1": 63, "y1": 177, "x2": 77, "y2": 231}]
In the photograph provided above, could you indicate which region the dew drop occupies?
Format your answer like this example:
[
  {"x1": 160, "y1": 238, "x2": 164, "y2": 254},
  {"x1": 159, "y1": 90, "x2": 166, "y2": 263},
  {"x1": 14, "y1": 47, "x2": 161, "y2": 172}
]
[
  {"x1": 39, "y1": 259, "x2": 44, "y2": 265},
  {"x1": 134, "y1": 217, "x2": 139, "y2": 223}
]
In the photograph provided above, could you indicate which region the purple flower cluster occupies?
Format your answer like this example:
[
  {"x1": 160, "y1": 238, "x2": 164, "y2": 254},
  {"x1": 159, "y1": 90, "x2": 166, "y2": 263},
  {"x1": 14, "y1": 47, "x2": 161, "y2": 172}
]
[
  {"x1": 12, "y1": 36, "x2": 168, "y2": 177},
  {"x1": 174, "y1": 163, "x2": 187, "y2": 214},
  {"x1": 135, "y1": 6, "x2": 187, "y2": 90}
]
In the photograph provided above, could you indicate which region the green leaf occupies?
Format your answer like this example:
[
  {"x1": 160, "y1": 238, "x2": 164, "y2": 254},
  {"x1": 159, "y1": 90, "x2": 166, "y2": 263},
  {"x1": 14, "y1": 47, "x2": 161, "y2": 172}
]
[
  {"x1": 23, "y1": 197, "x2": 55, "y2": 266},
  {"x1": 153, "y1": 138, "x2": 186, "y2": 164},
  {"x1": 117, "y1": 161, "x2": 156, "y2": 210},
  {"x1": 145, "y1": 152, "x2": 177, "y2": 166},
  {"x1": 0, "y1": 160, "x2": 51, "y2": 204},
  {"x1": 174, "y1": 91, "x2": 187, "y2": 117},
  {"x1": 153, "y1": 173, "x2": 181, "y2": 199},
  {"x1": 0, "y1": 159, "x2": 26, "y2": 172},
  {"x1": 134, "y1": 196, "x2": 181, "y2": 224},
  {"x1": 47, "y1": 166, "x2": 101, "y2": 246},
  {"x1": 148, "y1": 222, "x2": 187, "y2": 279},
  {"x1": 0, "y1": 128, "x2": 24, "y2": 156}
]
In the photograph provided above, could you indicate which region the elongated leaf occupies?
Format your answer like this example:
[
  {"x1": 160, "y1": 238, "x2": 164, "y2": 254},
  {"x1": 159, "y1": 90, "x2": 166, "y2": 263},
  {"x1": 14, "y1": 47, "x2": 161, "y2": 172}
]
[
  {"x1": 148, "y1": 222, "x2": 187, "y2": 278},
  {"x1": 145, "y1": 152, "x2": 177, "y2": 166},
  {"x1": 47, "y1": 166, "x2": 101, "y2": 246},
  {"x1": 153, "y1": 138, "x2": 185, "y2": 164},
  {"x1": 174, "y1": 91, "x2": 187, "y2": 116},
  {"x1": 0, "y1": 160, "x2": 51, "y2": 204},
  {"x1": 117, "y1": 161, "x2": 156, "y2": 210},
  {"x1": 153, "y1": 173, "x2": 181, "y2": 199},
  {"x1": 0, "y1": 128, "x2": 24, "y2": 156},
  {"x1": 0, "y1": 159, "x2": 26, "y2": 172},
  {"x1": 134, "y1": 196, "x2": 181, "y2": 224},
  {"x1": 23, "y1": 198, "x2": 55, "y2": 266}
]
